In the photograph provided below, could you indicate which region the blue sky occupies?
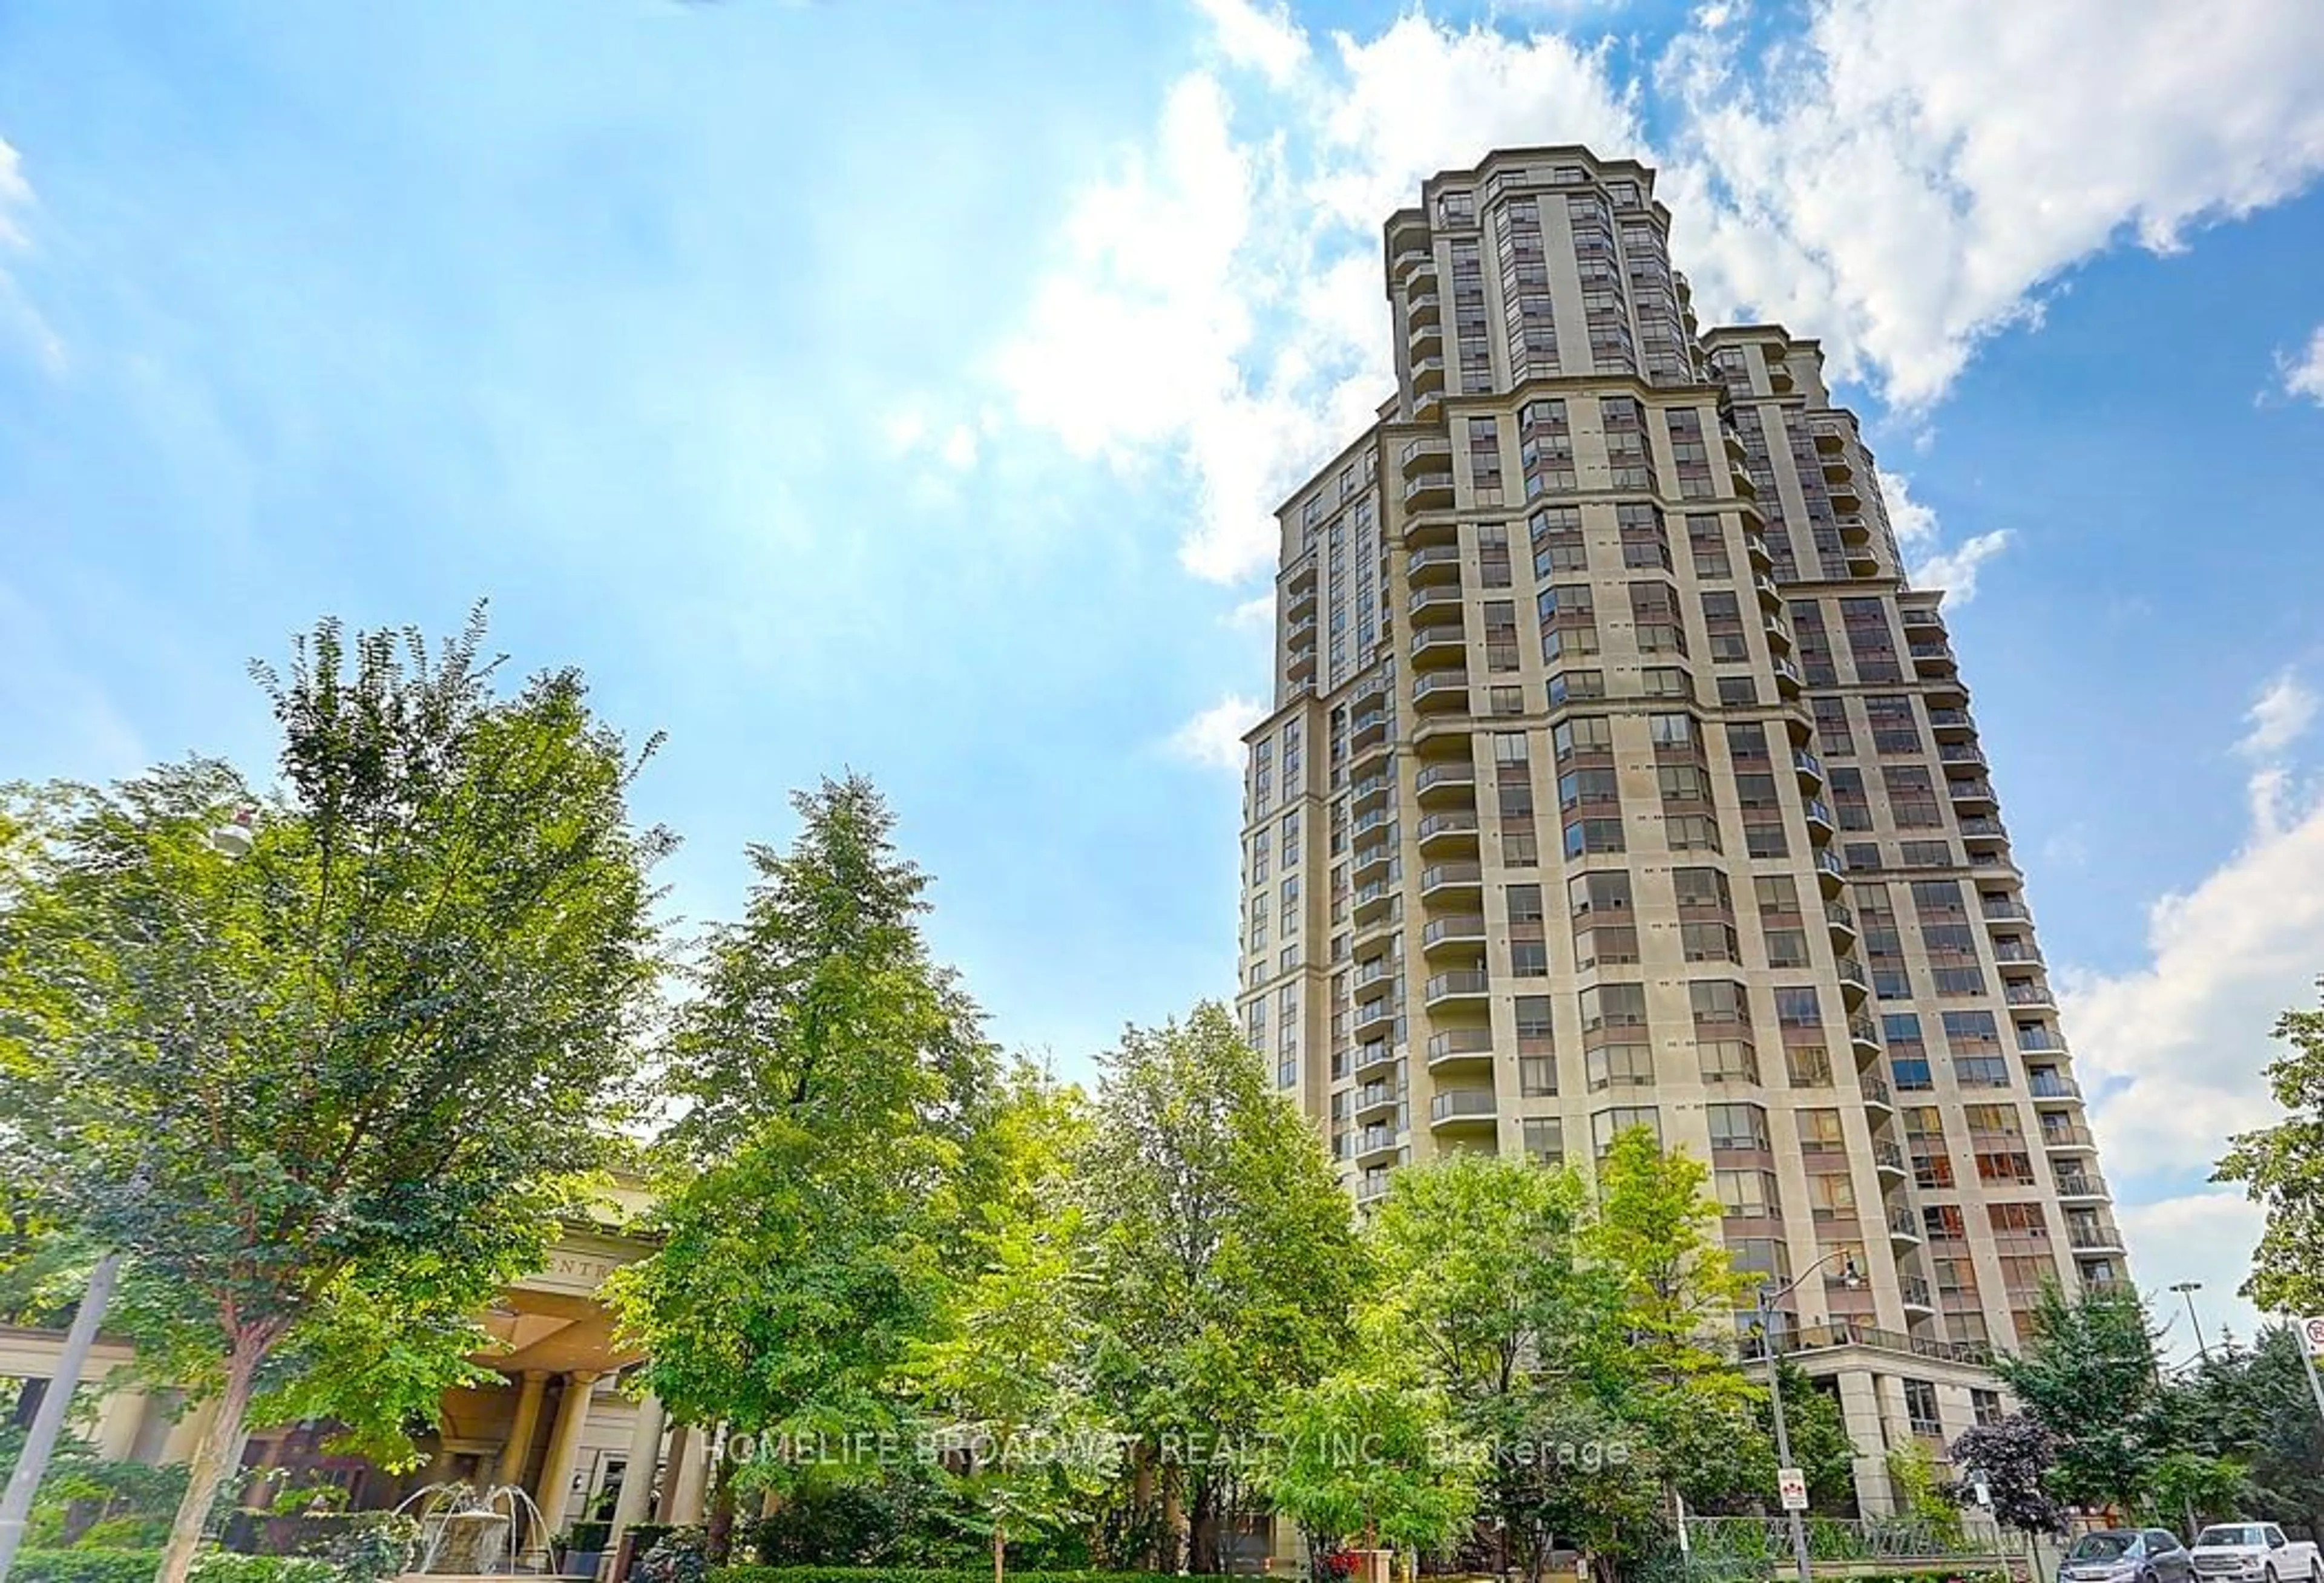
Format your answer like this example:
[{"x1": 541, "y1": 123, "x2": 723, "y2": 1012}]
[{"x1": 5, "y1": 0, "x2": 2324, "y2": 1347}]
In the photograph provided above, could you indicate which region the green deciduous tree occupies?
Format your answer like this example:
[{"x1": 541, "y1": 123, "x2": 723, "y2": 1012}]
[
  {"x1": 1077, "y1": 1004, "x2": 1364, "y2": 1573},
  {"x1": 2217, "y1": 992, "x2": 2324, "y2": 1315},
  {"x1": 1994, "y1": 1283, "x2": 2170, "y2": 1515},
  {"x1": 1, "y1": 611, "x2": 669, "y2": 1583},
  {"x1": 606, "y1": 776, "x2": 997, "y2": 1553},
  {"x1": 1585, "y1": 1128, "x2": 1770, "y2": 1516},
  {"x1": 1356, "y1": 1153, "x2": 1621, "y2": 1578},
  {"x1": 1255, "y1": 1365, "x2": 1477, "y2": 1576},
  {"x1": 913, "y1": 1202, "x2": 1114, "y2": 1583},
  {"x1": 1759, "y1": 1360, "x2": 1856, "y2": 1516}
]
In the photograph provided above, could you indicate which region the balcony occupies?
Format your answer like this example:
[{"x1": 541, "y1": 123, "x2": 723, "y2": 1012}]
[
  {"x1": 1834, "y1": 510, "x2": 1872, "y2": 545},
  {"x1": 1873, "y1": 1139, "x2": 1907, "y2": 1178},
  {"x1": 1424, "y1": 969, "x2": 1491, "y2": 1009},
  {"x1": 1407, "y1": 543, "x2": 1463, "y2": 583},
  {"x1": 2017, "y1": 1027, "x2": 2064, "y2": 1054},
  {"x1": 1413, "y1": 670, "x2": 1471, "y2": 713},
  {"x1": 2029, "y1": 1073, "x2": 2081, "y2": 1103},
  {"x1": 1793, "y1": 748, "x2": 1825, "y2": 788},
  {"x1": 1426, "y1": 1026, "x2": 1495, "y2": 1070},
  {"x1": 1285, "y1": 580, "x2": 1316, "y2": 620},
  {"x1": 1353, "y1": 1038, "x2": 1396, "y2": 1078},
  {"x1": 1406, "y1": 290, "x2": 1442, "y2": 329},
  {"x1": 1993, "y1": 937, "x2": 2044, "y2": 965},
  {"x1": 1911, "y1": 640, "x2": 1958, "y2": 676},
  {"x1": 1845, "y1": 540, "x2": 1880, "y2": 575},
  {"x1": 1352, "y1": 878, "x2": 1395, "y2": 923},
  {"x1": 2042, "y1": 1122, "x2": 2096, "y2": 1150},
  {"x1": 1411, "y1": 715, "x2": 1474, "y2": 752},
  {"x1": 1391, "y1": 246, "x2": 1433, "y2": 283},
  {"x1": 1419, "y1": 861, "x2": 1484, "y2": 899},
  {"x1": 1287, "y1": 644, "x2": 1316, "y2": 683},
  {"x1": 2006, "y1": 980, "x2": 2056, "y2": 1009},
  {"x1": 1403, "y1": 471, "x2": 1455, "y2": 512},
  {"x1": 1899, "y1": 1274, "x2": 1937, "y2": 1313},
  {"x1": 1409, "y1": 584, "x2": 1464, "y2": 619},
  {"x1": 1410, "y1": 621, "x2": 1467, "y2": 664},
  {"x1": 1939, "y1": 743, "x2": 1988, "y2": 770},
  {"x1": 1353, "y1": 1078, "x2": 1397, "y2": 1118},
  {"x1": 1420, "y1": 913, "x2": 1488, "y2": 955},
  {"x1": 2054, "y1": 1170, "x2": 2110, "y2": 1201},
  {"x1": 1350, "y1": 770, "x2": 1392, "y2": 813},
  {"x1": 1744, "y1": 531, "x2": 1774, "y2": 568},
  {"x1": 1429, "y1": 1087, "x2": 1498, "y2": 1132},
  {"x1": 1814, "y1": 846, "x2": 1848, "y2": 893},
  {"x1": 1416, "y1": 811, "x2": 1481, "y2": 853},
  {"x1": 1357, "y1": 1172, "x2": 1393, "y2": 1205},
  {"x1": 1352, "y1": 999, "x2": 1394, "y2": 1038},
  {"x1": 1860, "y1": 1068, "x2": 1893, "y2": 1109},
  {"x1": 1828, "y1": 474, "x2": 1863, "y2": 511},
  {"x1": 1827, "y1": 901, "x2": 1859, "y2": 946},
  {"x1": 1354, "y1": 1125, "x2": 1400, "y2": 1165},
  {"x1": 1772, "y1": 656, "x2": 1805, "y2": 696},
  {"x1": 2068, "y1": 1222, "x2": 2126, "y2": 1253},
  {"x1": 1928, "y1": 707, "x2": 1974, "y2": 739},
  {"x1": 1836, "y1": 955, "x2": 1871, "y2": 1003},
  {"x1": 1350, "y1": 708, "x2": 1391, "y2": 750},
  {"x1": 1949, "y1": 779, "x2": 1998, "y2": 812},
  {"x1": 1849, "y1": 1014, "x2": 1882, "y2": 1054},
  {"x1": 1804, "y1": 797, "x2": 1836, "y2": 834},
  {"x1": 1981, "y1": 898, "x2": 2032, "y2": 921},
  {"x1": 1411, "y1": 387, "x2": 1445, "y2": 424},
  {"x1": 1398, "y1": 433, "x2": 1452, "y2": 476},
  {"x1": 1888, "y1": 1206, "x2": 1923, "y2": 1246},
  {"x1": 1414, "y1": 762, "x2": 1477, "y2": 804},
  {"x1": 1409, "y1": 355, "x2": 1448, "y2": 397},
  {"x1": 1350, "y1": 837, "x2": 1393, "y2": 883}
]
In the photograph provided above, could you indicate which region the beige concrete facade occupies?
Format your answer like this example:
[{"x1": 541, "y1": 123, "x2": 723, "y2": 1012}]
[{"x1": 1235, "y1": 145, "x2": 2122, "y2": 1513}]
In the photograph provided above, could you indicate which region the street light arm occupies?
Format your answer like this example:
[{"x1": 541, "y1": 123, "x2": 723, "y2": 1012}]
[{"x1": 1762, "y1": 1245, "x2": 1859, "y2": 1308}]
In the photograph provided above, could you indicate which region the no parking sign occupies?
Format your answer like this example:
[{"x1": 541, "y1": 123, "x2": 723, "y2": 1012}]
[{"x1": 2302, "y1": 1315, "x2": 2324, "y2": 1354}]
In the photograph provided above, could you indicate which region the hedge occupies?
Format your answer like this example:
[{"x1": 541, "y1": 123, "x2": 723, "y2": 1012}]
[
  {"x1": 710, "y1": 1568, "x2": 1186, "y2": 1583},
  {"x1": 13, "y1": 1552, "x2": 346, "y2": 1583}
]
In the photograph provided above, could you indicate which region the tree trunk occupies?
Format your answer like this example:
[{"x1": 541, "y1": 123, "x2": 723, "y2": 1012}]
[
  {"x1": 1160, "y1": 1472, "x2": 1183, "y2": 1575},
  {"x1": 156, "y1": 1331, "x2": 267, "y2": 1583},
  {"x1": 703, "y1": 1435, "x2": 737, "y2": 1565},
  {"x1": 1132, "y1": 1444, "x2": 1158, "y2": 1570},
  {"x1": 993, "y1": 1519, "x2": 1006, "y2": 1583},
  {"x1": 1187, "y1": 1476, "x2": 1220, "y2": 1575}
]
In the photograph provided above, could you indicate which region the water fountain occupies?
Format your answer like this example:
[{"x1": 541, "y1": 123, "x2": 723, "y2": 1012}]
[{"x1": 392, "y1": 1483, "x2": 555, "y2": 1576}]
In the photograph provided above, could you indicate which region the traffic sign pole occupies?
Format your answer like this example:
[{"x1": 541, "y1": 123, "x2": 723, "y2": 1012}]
[{"x1": 2297, "y1": 1317, "x2": 2324, "y2": 1428}]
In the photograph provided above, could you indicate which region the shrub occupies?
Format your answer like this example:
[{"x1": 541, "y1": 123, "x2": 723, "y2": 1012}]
[
  {"x1": 708, "y1": 1568, "x2": 1185, "y2": 1583},
  {"x1": 11, "y1": 1552, "x2": 165, "y2": 1583},
  {"x1": 9, "y1": 1550, "x2": 350, "y2": 1583}
]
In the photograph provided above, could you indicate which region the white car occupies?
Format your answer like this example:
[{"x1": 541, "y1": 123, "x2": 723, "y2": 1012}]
[{"x1": 2191, "y1": 1524, "x2": 2322, "y2": 1583}]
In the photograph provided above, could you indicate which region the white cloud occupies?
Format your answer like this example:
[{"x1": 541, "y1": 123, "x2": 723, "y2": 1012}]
[
  {"x1": 2239, "y1": 669, "x2": 2318, "y2": 759},
  {"x1": 989, "y1": 0, "x2": 2324, "y2": 583},
  {"x1": 0, "y1": 137, "x2": 62, "y2": 373},
  {"x1": 939, "y1": 424, "x2": 979, "y2": 471},
  {"x1": 1909, "y1": 529, "x2": 2010, "y2": 606},
  {"x1": 1189, "y1": 0, "x2": 1308, "y2": 85},
  {"x1": 1659, "y1": 0, "x2": 2324, "y2": 406},
  {"x1": 2118, "y1": 1193, "x2": 2268, "y2": 1358},
  {"x1": 2280, "y1": 326, "x2": 2324, "y2": 405},
  {"x1": 1168, "y1": 692, "x2": 1265, "y2": 770},
  {"x1": 1226, "y1": 592, "x2": 1275, "y2": 629},
  {"x1": 882, "y1": 407, "x2": 928, "y2": 452},
  {"x1": 2064, "y1": 669, "x2": 2324, "y2": 1243}
]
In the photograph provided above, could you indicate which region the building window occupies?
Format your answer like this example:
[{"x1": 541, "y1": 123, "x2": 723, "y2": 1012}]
[
  {"x1": 1522, "y1": 1118, "x2": 1564, "y2": 1164},
  {"x1": 1903, "y1": 1379, "x2": 1942, "y2": 1437}
]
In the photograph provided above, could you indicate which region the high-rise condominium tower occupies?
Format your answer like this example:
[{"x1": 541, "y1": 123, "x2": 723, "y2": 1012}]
[{"x1": 1235, "y1": 147, "x2": 2121, "y2": 1510}]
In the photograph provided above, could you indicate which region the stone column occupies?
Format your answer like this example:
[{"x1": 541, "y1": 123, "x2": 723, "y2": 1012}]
[
  {"x1": 654, "y1": 1427, "x2": 694, "y2": 1523},
  {"x1": 158, "y1": 1395, "x2": 219, "y2": 1466},
  {"x1": 607, "y1": 1394, "x2": 667, "y2": 1556},
  {"x1": 94, "y1": 1387, "x2": 150, "y2": 1461},
  {"x1": 534, "y1": 1371, "x2": 602, "y2": 1536},
  {"x1": 667, "y1": 1427, "x2": 712, "y2": 1524},
  {"x1": 498, "y1": 1371, "x2": 551, "y2": 1487}
]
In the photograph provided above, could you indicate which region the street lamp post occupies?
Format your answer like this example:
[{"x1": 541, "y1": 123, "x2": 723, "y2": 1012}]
[
  {"x1": 2170, "y1": 1282, "x2": 2210, "y2": 1362},
  {"x1": 0, "y1": 811, "x2": 255, "y2": 1583},
  {"x1": 1756, "y1": 1250, "x2": 1863, "y2": 1583}
]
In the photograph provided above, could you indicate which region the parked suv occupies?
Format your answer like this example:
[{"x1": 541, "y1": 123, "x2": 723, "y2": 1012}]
[
  {"x1": 2192, "y1": 1524, "x2": 2322, "y2": 1583},
  {"x1": 2063, "y1": 1530, "x2": 2193, "y2": 1583}
]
